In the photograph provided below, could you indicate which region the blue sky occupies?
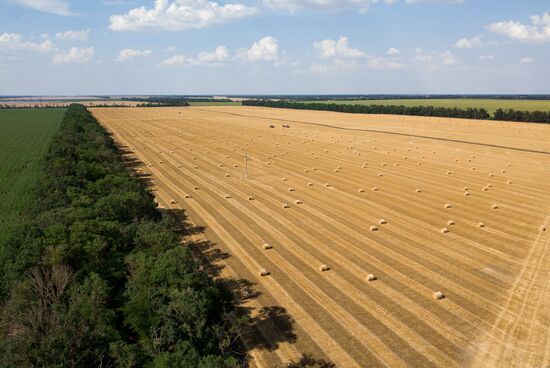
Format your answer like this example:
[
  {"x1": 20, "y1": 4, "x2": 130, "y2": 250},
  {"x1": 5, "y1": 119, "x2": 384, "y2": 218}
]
[{"x1": 0, "y1": 0, "x2": 549, "y2": 95}]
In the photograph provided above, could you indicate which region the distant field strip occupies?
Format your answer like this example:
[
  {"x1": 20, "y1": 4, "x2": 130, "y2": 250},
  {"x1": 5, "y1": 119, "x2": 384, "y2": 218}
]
[
  {"x1": 308, "y1": 99, "x2": 550, "y2": 114},
  {"x1": 92, "y1": 106, "x2": 550, "y2": 367},
  {"x1": 191, "y1": 107, "x2": 550, "y2": 155},
  {"x1": 0, "y1": 108, "x2": 64, "y2": 246}
]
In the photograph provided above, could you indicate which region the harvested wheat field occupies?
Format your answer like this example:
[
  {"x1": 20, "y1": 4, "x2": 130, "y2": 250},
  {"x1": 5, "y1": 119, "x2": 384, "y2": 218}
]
[{"x1": 91, "y1": 106, "x2": 550, "y2": 368}]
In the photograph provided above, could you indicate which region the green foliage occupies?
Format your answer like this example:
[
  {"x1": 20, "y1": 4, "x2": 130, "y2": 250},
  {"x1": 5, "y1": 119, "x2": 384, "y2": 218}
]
[
  {"x1": 0, "y1": 105, "x2": 241, "y2": 367},
  {"x1": 244, "y1": 99, "x2": 550, "y2": 123},
  {"x1": 244, "y1": 99, "x2": 491, "y2": 120},
  {"x1": 300, "y1": 98, "x2": 550, "y2": 115}
]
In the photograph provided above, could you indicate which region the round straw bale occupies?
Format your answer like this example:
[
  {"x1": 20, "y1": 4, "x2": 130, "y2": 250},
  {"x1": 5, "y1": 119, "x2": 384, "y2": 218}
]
[
  {"x1": 225, "y1": 173, "x2": 230, "y2": 178},
  {"x1": 288, "y1": 187, "x2": 295, "y2": 192},
  {"x1": 444, "y1": 203, "x2": 452, "y2": 209},
  {"x1": 324, "y1": 183, "x2": 331, "y2": 187},
  {"x1": 185, "y1": 194, "x2": 191, "y2": 198},
  {"x1": 372, "y1": 186, "x2": 379, "y2": 191},
  {"x1": 370, "y1": 225, "x2": 378, "y2": 232},
  {"x1": 464, "y1": 192, "x2": 470, "y2": 196},
  {"x1": 377, "y1": 173, "x2": 383, "y2": 177},
  {"x1": 295, "y1": 200, "x2": 302, "y2": 205},
  {"x1": 506, "y1": 180, "x2": 512, "y2": 184},
  {"x1": 415, "y1": 189, "x2": 422, "y2": 193},
  {"x1": 491, "y1": 204, "x2": 499, "y2": 210},
  {"x1": 433, "y1": 291, "x2": 445, "y2": 300},
  {"x1": 177, "y1": 164, "x2": 182, "y2": 168},
  {"x1": 307, "y1": 182, "x2": 314, "y2": 187},
  {"x1": 170, "y1": 199, "x2": 177, "y2": 204},
  {"x1": 446, "y1": 171, "x2": 452, "y2": 175},
  {"x1": 489, "y1": 173, "x2": 494, "y2": 177},
  {"x1": 263, "y1": 243, "x2": 272, "y2": 250},
  {"x1": 367, "y1": 274, "x2": 377, "y2": 282},
  {"x1": 248, "y1": 196, "x2": 254, "y2": 200},
  {"x1": 477, "y1": 222, "x2": 486, "y2": 228},
  {"x1": 358, "y1": 188, "x2": 365, "y2": 193},
  {"x1": 259, "y1": 269, "x2": 270, "y2": 277},
  {"x1": 379, "y1": 219, "x2": 387, "y2": 225},
  {"x1": 447, "y1": 220, "x2": 455, "y2": 226},
  {"x1": 441, "y1": 227, "x2": 449, "y2": 234},
  {"x1": 282, "y1": 203, "x2": 290, "y2": 209},
  {"x1": 319, "y1": 264, "x2": 329, "y2": 272},
  {"x1": 540, "y1": 226, "x2": 546, "y2": 232},
  {"x1": 193, "y1": 186, "x2": 199, "y2": 190},
  {"x1": 282, "y1": 177, "x2": 287, "y2": 181},
  {"x1": 224, "y1": 194, "x2": 232, "y2": 199}
]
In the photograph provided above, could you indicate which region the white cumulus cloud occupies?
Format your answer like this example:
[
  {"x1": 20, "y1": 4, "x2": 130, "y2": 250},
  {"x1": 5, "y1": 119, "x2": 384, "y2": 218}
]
[
  {"x1": 0, "y1": 32, "x2": 53, "y2": 52},
  {"x1": 55, "y1": 29, "x2": 90, "y2": 42},
  {"x1": 53, "y1": 47, "x2": 95, "y2": 64},
  {"x1": 486, "y1": 13, "x2": 550, "y2": 44},
  {"x1": 453, "y1": 35, "x2": 497, "y2": 48},
  {"x1": 159, "y1": 45, "x2": 229, "y2": 67},
  {"x1": 520, "y1": 57, "x2": 535, "y2": 64},
  {"x1": 12, "y1": 0, "x2": 76, "y2": 16},
  {"x1": 386, "y1": 47, "x2": 401, "y2": 55},
  {"x1": 313, "y1": 36, "x2": 368, "y2": 59},
  {"x1": 115, "y1": 48, "x2": 152, "y2": 62},
  {"x1": 236, "y1": 36, "x2": 279, "y2": 62},
  {"x1": 415, "y1": 49, "x2": 456, "y2": 69},
  {"x1": 108, "y1": 0, "x2": 258, "y2": 31}
]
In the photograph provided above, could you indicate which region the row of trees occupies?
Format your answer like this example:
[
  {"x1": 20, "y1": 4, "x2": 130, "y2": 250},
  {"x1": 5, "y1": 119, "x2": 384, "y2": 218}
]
[
  {"x1": 243, "y1": 100, "x2": 550, "y2": 123},
  {"x1": 244, "y1": 100, "x2": 491, "y2": 120},
  {"x1": 493, "y1": 108, "x2": 550, "y2": 123},
  {"x1": 0, "y1": 105, "x2": 242, "y2": 367},
  {"x1": 121, "y1": 97, "x2": 190, "y2": 106}
]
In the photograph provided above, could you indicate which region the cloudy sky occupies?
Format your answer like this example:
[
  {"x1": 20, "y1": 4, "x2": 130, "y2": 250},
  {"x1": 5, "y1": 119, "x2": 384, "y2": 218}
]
[{"x1": 0, "y1": 0, "x2": 549, "y2": 95}]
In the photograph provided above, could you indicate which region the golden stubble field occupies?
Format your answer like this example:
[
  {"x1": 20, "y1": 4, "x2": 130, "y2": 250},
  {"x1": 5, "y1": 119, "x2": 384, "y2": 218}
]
[{"x1": 91, "y1": 106, "x2": 550, "y2": 368}]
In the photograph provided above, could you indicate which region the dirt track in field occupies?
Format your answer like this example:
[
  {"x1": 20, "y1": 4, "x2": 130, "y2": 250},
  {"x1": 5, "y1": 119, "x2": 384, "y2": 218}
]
[{"x1": 91, "y1": 106, "x2": 550, "y2": 368}]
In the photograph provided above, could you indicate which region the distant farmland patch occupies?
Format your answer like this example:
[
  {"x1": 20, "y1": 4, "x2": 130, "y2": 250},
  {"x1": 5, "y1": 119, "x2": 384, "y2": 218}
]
[
  {"x1": 0, "y1": 108, "x2": 64, "y2": 247},
  {"x1": 187, "y1": 101, "x2": 242, "y2": 106},
  {"x1": 308, "y1": 99, "x2": 550, "y2": 114}
]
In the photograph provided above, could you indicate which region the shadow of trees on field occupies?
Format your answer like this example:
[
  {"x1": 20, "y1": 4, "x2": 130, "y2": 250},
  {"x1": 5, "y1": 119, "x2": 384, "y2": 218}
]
[
  {"x1": 286, "y1": 354, "x2": 336, "y2": 368},
  {"x1": 114, "y1": 140, "x2": 311, "y2": 365}
]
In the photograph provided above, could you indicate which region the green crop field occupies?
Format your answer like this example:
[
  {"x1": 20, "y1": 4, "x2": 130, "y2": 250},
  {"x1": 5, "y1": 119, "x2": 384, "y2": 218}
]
[
  {"x1": 0, "y1": 108, "x2": 64, "y2": 247},
  {"x1": 307, "y1": 99, "x2": 550, "y2": 115}
]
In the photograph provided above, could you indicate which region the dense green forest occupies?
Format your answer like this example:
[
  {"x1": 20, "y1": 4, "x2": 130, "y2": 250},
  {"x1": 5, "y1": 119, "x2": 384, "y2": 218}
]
[
  {"x1": 243, "y1": 100, "x2": 550, "y2": 123},
  {"x1": 0, "y1": 105, "x2": 242, "y2": 367}
]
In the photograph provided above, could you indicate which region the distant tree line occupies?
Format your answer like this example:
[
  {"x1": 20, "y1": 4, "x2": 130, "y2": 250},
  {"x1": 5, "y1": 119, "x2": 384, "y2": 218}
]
[
  {"x1": 244, "y1": 99, "x2": 491, "y2": 120},
  {"x1": 0, "y1": 104, "x2": 242, "y2": 367},
  {"x1": 493, "y1": 108, "x2": 550, "y2": 123},
  {"x1": 236, "y1": 94, "x2": 550, "y2": 101},
  {"x1": 243, "y1": 100, "x2": 550, "y2": 123},
  {"x1": 121, "y1": 97, "x2": 190, "y2": 106}
]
